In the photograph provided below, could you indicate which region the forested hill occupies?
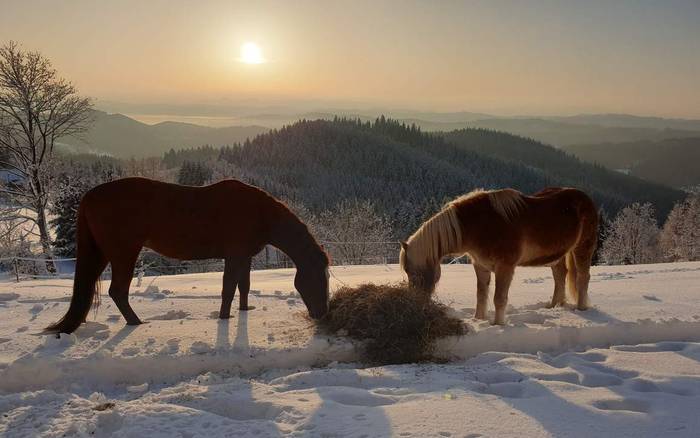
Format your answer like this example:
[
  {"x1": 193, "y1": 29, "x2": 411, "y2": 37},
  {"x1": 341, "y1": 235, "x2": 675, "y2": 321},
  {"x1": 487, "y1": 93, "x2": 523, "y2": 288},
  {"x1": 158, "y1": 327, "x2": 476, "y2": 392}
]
[
  {"x1": 561, "y1": 137, "x2": 700, "y2": 189},
  {"x1": 210, "y1": 118, "x2": 683, "y2": 236},
  {"x1": 443, "y1": 128, "x2": 684, "y2": 216}
]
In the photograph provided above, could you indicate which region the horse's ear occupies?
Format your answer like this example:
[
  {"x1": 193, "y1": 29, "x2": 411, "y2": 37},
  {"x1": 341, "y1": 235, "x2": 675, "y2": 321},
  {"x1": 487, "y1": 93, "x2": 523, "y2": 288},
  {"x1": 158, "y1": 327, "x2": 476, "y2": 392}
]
[{"x1": 400, "y1": 241, "x2": 408, "y2": 251}]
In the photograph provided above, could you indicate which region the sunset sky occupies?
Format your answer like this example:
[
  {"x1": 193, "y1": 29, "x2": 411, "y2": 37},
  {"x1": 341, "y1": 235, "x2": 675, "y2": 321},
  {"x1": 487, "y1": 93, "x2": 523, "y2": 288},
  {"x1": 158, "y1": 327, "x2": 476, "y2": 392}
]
[{"x1": 2, "y1": 0, "x2": 700, "y2": 118}]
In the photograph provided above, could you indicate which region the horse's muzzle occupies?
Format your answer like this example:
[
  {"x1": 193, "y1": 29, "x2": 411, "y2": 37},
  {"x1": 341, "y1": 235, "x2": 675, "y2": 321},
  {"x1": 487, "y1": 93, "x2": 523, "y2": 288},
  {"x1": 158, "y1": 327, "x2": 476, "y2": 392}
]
[{"x1": 308, "y1": 304, "x2": 329, "y2": 320}]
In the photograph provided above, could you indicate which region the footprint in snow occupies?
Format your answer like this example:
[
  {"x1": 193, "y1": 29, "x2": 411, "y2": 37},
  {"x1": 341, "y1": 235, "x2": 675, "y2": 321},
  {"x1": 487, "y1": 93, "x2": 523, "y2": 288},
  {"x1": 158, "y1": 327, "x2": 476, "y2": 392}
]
[
  {"x1": 613, "y1": 342, "x2": 686, "y2": 353},
  {"x1": 148, "y1": 310, "x2": 190, "y2": 321},
  {"x1": 29, "y1": 303, "x2": 43, "y2": 313},
  {"x1": 593, "y1": 398, "x2": 650, "y2": 413},
  {"x1": 190, "y1": 341, "x2": 213, "y2": 354},
  {"x1": 0, "y1": 293, "x2": 20, "y2": 301},
  {"x1": 121, "y1": 347, "x2": 140, "y2": 356}
]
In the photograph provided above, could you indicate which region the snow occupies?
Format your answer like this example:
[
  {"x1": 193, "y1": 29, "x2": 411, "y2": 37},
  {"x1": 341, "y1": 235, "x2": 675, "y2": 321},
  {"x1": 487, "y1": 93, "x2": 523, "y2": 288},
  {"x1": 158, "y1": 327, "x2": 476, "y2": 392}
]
[{"x1": 1, "y1": 261, "x2": 700, "y2": 437}]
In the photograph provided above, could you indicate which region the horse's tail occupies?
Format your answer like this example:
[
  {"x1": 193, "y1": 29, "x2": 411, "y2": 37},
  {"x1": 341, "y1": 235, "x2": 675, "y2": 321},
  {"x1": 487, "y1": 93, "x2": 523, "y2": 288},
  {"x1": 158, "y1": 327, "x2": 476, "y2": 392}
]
[
  {"x1": 565, "y1": 251, "x2": 578, "y2": 304},
  {"x1": 45, "y1": 204, "x2": 105, "y2": 334},
  {"x1": 565, "y1": 190, "x2": 598, "y2": 307}
]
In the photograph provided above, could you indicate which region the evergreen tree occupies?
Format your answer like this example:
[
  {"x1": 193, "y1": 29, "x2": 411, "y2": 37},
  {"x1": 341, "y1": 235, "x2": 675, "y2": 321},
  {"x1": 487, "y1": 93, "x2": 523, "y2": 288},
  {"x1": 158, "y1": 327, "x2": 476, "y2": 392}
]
[
  {"x1": 591, "y1": 208, "x2": 611, "y2": 265},
  {"x1": 50, "y1": 158, "x2": 122, "y2": 257},
  {"x1": 177, "y1": 161, "x2": 213, "y2": 186}
]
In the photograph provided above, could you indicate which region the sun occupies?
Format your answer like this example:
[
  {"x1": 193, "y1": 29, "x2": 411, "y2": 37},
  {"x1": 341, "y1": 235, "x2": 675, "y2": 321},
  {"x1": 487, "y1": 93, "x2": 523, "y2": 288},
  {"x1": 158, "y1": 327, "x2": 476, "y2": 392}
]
[{"x1": 239, "y1": 42, "x2": 265, "y2": 64}]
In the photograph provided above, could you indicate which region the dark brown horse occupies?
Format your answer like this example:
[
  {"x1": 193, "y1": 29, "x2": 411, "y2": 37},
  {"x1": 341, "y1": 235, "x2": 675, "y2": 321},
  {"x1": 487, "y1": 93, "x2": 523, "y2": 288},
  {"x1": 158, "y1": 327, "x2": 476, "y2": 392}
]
[
  {"x1": 46, "y1": 178, "x2": 329, "y2": 334},
  {"x1": 400, "y1": 187, "x2": 598, "y2": 325}
]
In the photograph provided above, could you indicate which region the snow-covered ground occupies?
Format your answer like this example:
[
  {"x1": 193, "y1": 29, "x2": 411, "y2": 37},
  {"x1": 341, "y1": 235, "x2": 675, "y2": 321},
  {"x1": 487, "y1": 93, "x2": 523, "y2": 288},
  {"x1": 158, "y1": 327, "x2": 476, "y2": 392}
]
[{"x1": 1, "y1": 262, "x2": 700, "y2": 437}]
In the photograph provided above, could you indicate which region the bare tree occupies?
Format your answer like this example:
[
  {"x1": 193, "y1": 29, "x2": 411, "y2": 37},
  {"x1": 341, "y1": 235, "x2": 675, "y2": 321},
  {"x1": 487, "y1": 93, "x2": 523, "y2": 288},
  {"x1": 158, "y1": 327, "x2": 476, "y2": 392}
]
[{"x1": 0, "y1": 41, "x2": 93, "y2": 259}]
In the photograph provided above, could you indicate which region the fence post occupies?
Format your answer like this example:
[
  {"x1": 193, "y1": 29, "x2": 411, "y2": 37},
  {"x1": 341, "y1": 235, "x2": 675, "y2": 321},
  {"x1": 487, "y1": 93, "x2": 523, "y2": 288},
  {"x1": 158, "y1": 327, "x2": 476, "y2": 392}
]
[{"x1": 13, "y1": 257, "x2": 19, "y2": 282}]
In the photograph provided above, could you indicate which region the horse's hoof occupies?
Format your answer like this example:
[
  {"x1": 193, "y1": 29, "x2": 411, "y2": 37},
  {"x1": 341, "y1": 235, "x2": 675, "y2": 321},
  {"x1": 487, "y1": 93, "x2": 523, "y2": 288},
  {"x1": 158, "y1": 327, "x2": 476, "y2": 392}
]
[
  {"x1": 126, "y1": 320, "x2": 144, "y2": 326},
  {"x1": 239, "y1": 306, "x2": 256, "y2": 311},
  {"x1": 219, "y1": 314, "x2": 231, "y2": 319},
  {"x1": 576, "y1": 305, "x2": 589, "y2": 311}
]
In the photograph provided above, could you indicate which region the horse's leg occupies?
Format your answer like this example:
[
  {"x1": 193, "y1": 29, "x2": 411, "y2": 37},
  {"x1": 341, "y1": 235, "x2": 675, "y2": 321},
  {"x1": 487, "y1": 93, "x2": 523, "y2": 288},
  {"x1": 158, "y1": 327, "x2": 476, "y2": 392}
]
[
  {"x1": 219, "y1": 258, "x2": 241, "y2": 319},
  {"x1": 108, "y1": 250, "x2": 142, "y2": 326},
  {"x1": 547, "y1": 257, "x2": 567, "y2": 308},
  {"x1": 474, "y1": 264, "x2": 491, "y2": 320},
  {"x1": 493, "y1": 264, "x2": 515, "y2": 325},
  {"x1": 573, "y1": 250, "x2": 593, "y2": 311},
  {"x1": 238, "y1": 257, "x2": 254, "y2": 311}
]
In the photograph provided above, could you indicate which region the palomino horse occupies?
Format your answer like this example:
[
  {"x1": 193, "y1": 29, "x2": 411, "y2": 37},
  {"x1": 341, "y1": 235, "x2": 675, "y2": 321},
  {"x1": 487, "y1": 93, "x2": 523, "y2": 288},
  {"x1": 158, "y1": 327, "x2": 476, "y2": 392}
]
[
  {"x1": 400, "y1": 187, "x2": 598, "y2": 325},
  {"x1": 46, "y1": 177, "x2": 330, "y2": 334}
]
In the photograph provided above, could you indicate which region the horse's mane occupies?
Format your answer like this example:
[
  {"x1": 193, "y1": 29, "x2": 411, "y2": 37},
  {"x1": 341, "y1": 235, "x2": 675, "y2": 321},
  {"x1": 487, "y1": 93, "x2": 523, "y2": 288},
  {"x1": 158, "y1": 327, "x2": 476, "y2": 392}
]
[
  {"x1": 452, "y1": 188, "x2": 526, "y2": 222},
  {"x1": 402, "y1": 203, "x2": 463, "y2": 269},
  {"x1": 274, "y1": 198, "x2": 330, "y2": 265},
  {"x1": 402, "y1": 188, "x2": 528, "y2": 270}
]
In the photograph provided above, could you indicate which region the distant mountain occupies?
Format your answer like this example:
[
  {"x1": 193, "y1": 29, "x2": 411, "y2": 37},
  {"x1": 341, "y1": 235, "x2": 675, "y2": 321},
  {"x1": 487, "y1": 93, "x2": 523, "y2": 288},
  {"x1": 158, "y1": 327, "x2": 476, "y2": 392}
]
[
  {"x1": 58, "y1": 110, "x2": 268, "y2": 158},
  {"x1": 224, "y1": 110, "x2": 494, "y2": 129},
  {"x1": 212, "y1": 119, "x2": 683, "y2": 234},
  {"x1": 93, "y1": 101, "x2": 700, "y2": 150},
  {"x1": 562, "y1": 138, "x2": 700, "y2": 189},
  {"x1": 456, "y1": 118, "x2": 700, "y2": 147},
  {"x1": 547, "y1": 114, "x2": 700, "y2": 131}
]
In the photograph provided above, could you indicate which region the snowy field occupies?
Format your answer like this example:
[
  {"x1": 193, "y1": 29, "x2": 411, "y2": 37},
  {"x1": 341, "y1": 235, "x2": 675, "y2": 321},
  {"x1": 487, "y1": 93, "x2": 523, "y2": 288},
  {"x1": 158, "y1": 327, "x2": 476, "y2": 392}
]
[{"x1": 1, "y1": 261, "x2": 700, "y2": 437}]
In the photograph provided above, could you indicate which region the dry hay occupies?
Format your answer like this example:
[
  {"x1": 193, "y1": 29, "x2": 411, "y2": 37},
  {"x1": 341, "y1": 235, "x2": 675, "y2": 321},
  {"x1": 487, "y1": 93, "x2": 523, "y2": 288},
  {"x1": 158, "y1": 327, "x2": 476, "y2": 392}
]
[{"x1": 319, "y1": 282, "x2": 466, "y2": 364}]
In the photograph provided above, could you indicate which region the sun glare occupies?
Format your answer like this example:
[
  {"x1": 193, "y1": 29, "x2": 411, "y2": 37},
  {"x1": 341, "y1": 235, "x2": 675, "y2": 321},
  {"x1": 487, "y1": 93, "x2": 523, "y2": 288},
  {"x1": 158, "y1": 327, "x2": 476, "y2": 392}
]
[{"x1": 240, "y1": 42, "x2": 265, "y2": 64}]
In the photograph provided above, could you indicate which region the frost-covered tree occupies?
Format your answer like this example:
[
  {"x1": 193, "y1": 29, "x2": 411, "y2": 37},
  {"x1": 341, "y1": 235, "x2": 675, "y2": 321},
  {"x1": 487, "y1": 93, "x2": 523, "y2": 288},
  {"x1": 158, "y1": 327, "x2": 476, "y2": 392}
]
[
  {"x1": 123, "y1": 157, "x2": 172, "y2": 181},
  {"x1": 50, "y1": 157, "x2": 122, "y2": 257},
  {"x1": 315, "y1": 199, "x2": 393, "y2": 265},
  {"x1": 660, "y1": 196, "x2": 700, "y2": 261},
  {"x1": 0, "y1": 41, "x2": 92, "y2": 259},
  {"x1": 600, "y1": 202, "x2": 660, "y2": 265}
]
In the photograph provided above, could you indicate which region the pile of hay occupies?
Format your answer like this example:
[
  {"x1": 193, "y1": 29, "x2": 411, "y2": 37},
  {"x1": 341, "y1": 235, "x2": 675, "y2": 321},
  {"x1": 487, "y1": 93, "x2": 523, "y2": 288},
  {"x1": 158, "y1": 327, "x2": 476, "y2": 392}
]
[{"x1": 319, "y1": 282, "x2": 466, "y2": 364}]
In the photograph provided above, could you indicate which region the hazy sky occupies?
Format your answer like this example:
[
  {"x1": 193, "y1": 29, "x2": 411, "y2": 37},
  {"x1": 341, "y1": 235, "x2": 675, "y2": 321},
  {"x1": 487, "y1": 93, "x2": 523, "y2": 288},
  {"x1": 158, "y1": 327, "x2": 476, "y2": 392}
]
[{"x1": 2, "y1": 0, "x2": 700, "y2": 118}]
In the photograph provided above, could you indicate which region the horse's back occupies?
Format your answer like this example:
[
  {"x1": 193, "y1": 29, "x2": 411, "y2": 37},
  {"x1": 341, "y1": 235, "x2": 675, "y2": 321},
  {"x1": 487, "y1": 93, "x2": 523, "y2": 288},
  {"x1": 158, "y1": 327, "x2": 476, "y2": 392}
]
[
  {"x1": 455, "y1": 187, "x2": 597, "y2": 267},
  {"x1": 519, "y1": 188, "x2": 597, "y2": 263},
  {"x1": 527, "y1": 187, "x2": 597, "y2": 220},
  {"x1": 80, "y1": 178, "x2": 275, "y2": 259}
]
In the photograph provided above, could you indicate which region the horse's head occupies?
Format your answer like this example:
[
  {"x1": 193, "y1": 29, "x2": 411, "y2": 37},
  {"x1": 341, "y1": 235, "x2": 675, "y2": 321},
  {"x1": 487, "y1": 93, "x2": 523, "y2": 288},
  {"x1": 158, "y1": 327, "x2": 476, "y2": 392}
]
[
  {"x1": 295, "y1": 258, "x2": 330, "y2": 319},
  {"x1": 400, "y1": 241, "x2": 441, "y2": 294}
]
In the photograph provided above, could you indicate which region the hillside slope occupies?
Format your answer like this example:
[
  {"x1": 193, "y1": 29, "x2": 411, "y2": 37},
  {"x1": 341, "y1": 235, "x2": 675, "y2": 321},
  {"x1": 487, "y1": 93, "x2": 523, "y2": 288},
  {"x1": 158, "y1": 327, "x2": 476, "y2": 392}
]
[
  {"x1": 58, "y1": 110, "x2": 269, "y2": 158},
  {"x1": 443, "y1": 128, "x2": 684, "y2": 216},
  {"x1": 562, "y1": 138, "x2": 700, "y2": 189},
  {"x1": 459, "y1": 118, "x2": 700, "y2": 147},
  {"x1": 216, "y1": 119, "x2": 683, "y2": 234}
]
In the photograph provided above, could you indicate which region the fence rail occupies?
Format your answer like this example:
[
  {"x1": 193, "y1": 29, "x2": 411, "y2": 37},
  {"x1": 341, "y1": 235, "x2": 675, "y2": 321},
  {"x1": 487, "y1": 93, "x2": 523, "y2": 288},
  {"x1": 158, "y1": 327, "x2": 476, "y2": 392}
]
[{"x1": 0, "y1": 241, "x2": 469, "y2": 282}]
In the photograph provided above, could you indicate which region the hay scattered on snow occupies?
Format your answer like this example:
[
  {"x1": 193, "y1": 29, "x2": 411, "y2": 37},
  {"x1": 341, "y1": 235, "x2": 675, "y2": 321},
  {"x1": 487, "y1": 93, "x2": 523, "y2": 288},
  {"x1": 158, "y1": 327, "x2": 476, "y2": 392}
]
[{"x1": 319, "y1": 282, "x2": 466, "y2": 364}]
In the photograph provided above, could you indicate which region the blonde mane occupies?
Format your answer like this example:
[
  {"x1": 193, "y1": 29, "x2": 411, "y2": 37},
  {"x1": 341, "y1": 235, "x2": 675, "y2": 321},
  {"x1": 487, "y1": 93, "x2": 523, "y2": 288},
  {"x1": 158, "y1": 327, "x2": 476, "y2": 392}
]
[
  {"x1": 451, "y1": 188, "x2": 526, "y2": 222},
  {"x1": 401, "y1": 204, "x2": 463, "y2": 269},
  {"x1": 401, "y1": 188, "x2": 527, "y2": 271}
]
